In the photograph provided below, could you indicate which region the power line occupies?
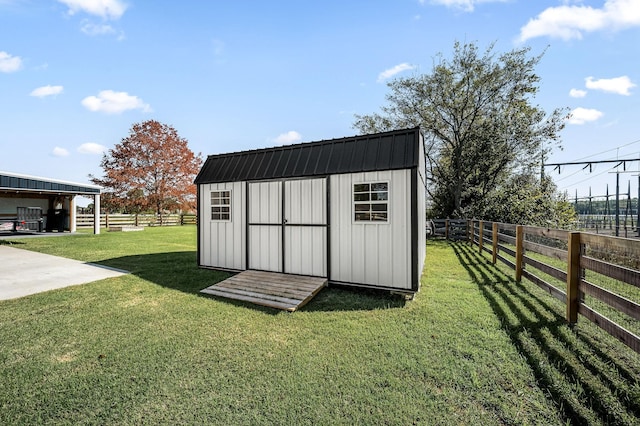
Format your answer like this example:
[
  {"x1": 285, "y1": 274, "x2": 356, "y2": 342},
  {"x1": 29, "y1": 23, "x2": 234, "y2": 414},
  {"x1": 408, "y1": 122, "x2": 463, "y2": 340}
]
[
  {"x1": 544, "y1": 157, "x2": 640, "y2": 192},
  {"x1": 564, "y1": 138, "x2": 640, "y2": 163},
  {"x1": 555, "y1": 165, "x2": 596, "y2": 183},
  {"x1": 544, "y1": 157, "x2": 640, "y2": 169},
  {"x1": 558, "y1": 165, "x2": 617, "y2": 191}
]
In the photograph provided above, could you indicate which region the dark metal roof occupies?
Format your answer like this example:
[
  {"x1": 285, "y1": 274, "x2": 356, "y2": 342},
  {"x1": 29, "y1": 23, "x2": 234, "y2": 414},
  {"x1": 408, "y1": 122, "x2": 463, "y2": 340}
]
[
  {"x1": 195, "y1": 127, "x2": 421, "y2": 184},
  {"x1": 0, "y1": 172, "x2": 101, "y2": 195}
]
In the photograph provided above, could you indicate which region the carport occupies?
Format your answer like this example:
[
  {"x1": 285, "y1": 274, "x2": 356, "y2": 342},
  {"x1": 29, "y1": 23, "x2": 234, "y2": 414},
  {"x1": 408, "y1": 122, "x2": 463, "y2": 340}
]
[{"x1": 0, "y1": 171, "x2": 101, "y2": 235}]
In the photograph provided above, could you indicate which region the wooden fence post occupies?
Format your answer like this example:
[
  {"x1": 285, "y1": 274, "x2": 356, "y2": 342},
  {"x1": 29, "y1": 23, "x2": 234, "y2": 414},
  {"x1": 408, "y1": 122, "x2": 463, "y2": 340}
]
[
  {"x1": 105, "y1": 212, "x2": 109, "y2": 229},
  {"x1": 566, "y1": 231, "x2": 581, "y2": 324},
  {"x1": 492, "y1": 222, "x2": 498, "y2": 264},
  {"x1": 445, "y1": 220, "x2": 449, "y2": 240},
  {"x1": 478, "y1": 221, "x2": 484, "y2": 253},
  {"x1": 515, "y1": 225, "x2": 524, "y2": 283},
  {"x1": 469, "y1": 220, "x2": 474, "y2": 246}
]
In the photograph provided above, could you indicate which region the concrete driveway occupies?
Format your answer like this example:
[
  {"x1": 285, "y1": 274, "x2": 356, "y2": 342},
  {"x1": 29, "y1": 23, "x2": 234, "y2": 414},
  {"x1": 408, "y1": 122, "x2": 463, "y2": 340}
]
[{"x1": 0, "y1": 245, "x2": 127, "y2": 300}]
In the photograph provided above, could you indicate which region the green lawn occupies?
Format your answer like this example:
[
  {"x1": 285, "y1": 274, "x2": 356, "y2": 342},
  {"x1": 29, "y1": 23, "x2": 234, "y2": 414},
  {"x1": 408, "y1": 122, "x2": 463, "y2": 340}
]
[{"x1": 1, "y1": 227, "x2": 638, "y2": 425}]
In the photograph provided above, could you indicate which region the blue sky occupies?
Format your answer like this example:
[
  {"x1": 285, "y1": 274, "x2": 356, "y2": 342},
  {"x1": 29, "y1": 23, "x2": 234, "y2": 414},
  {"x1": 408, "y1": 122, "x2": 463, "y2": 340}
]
[{"x1": 1, "y1": 0, "x2": 639, "y2": 205}]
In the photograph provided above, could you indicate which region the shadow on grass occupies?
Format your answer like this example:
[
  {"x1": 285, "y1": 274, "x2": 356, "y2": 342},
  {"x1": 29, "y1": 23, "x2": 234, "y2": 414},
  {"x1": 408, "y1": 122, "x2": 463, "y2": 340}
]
[
  {"x1": 95, "y1": 251, "x2": 405, "y2": 313},
  {"x1": 305, "y1": 286, "x2": 407, "y2": 312},
  {"x1": 450, "y1": 241, "x2": 640, "y2": 426},
  {"x1": 0, "y1": 239, "x2": 26, "y2": 245}
]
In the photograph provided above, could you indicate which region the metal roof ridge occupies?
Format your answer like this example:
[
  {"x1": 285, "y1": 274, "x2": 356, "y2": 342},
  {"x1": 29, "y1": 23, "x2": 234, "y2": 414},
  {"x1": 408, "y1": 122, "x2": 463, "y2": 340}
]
[{"x1": 204, "y1": 127, "x2": 420, "y2": 159}]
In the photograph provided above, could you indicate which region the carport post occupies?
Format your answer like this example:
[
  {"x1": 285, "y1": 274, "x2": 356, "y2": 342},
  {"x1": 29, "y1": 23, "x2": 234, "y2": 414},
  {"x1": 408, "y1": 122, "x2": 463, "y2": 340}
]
[
  {"x1": 94, "y1": 193, "x2": 101, "y2": 235},
  {"x1": 69, "y1": 196, "x2": 77, "y2": 233}
]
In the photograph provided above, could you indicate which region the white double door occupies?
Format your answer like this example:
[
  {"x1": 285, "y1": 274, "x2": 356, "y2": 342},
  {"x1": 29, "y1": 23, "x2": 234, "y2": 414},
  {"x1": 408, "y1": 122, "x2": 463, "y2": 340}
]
[{"x1": 248, "y1": 178, "x2": 327, "y2": 277}]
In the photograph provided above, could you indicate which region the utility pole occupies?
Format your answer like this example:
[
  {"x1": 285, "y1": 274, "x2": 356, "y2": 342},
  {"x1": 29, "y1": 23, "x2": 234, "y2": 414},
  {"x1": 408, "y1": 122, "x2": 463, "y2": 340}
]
[
  {"x1": 616, "y1": 171, "x2": 620, "y2": 237},
  {"x1": 605, "y1": 185, "x2": 610, "y2": 229},
  {"x1": 542, "y1": 157, "x2": 640, "y2": 237}
]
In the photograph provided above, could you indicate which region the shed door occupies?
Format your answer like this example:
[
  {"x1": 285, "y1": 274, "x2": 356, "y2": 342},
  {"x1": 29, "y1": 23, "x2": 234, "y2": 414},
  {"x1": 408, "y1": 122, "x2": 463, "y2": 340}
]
[
  {"x1": 247, "y1": 178, "x2": 327, "y2": 277},
  {"x1": 284, "y1": 178, "x2": 327, "y2": 277},
  {"x1": 248, "y1": 181, "x2": 282, "y2": 272}
]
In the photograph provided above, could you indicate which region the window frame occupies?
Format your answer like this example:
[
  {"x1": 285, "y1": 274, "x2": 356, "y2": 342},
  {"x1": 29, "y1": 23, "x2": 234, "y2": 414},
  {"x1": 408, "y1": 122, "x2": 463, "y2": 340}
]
[
  {"x1": 210, "y1": 189, "x2": 232, "y2": 222},
  {"x1": 352, "y1": 181, "x2": 389, "y2": 223}
]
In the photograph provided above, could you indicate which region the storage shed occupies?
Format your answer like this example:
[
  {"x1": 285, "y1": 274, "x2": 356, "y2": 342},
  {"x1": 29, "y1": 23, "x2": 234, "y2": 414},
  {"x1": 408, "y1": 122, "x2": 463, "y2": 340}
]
[{"x1": 195, "y1": 127, "x2": 426, "y2": 294}]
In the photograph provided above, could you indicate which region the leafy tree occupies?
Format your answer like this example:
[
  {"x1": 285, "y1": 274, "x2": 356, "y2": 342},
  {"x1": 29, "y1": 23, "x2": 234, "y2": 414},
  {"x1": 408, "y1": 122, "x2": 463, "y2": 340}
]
[
  {"x1": 354, "y1": 41, "x2": 569, "y2": 221},
  {"x1": 477, "y1": 174, "x2": 576, "y2": 228},
  {"x1": 91, "y1": 120, "x2": 202, "y2": 216}
]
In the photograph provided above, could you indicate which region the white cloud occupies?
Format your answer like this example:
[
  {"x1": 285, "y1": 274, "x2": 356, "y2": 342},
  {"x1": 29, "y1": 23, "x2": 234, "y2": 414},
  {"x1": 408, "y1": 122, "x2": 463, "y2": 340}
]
[
  {"x1": 427, "y1": 0, "x2": 508, "y2": 13},
  {"x1": 81, "y1": 90, "x2": 152, "y2": 114},
  {"x1": 81, "y1": 21, "x2": 114, "y2": 35},
  {"x1": 52, "y1": 147, "x2": 70, "y2": 157},
  {"x1": 518, "y1": 0, "x2": 640, "y2": 42},
  {"x1": 58, "y1": 0, "x2": 127, "y2": 20},
  {"x1": 77, "y1": 142, "x2": 107, "y2": 154},
  {"x1": 80, "y1": 21, "x2": 125, "y2": 40},
  {"x1": 273, "y1": 131, "x2": 302, "y2": 145},
  {"x1": 377, "y1": 63, "x2": 415, "y2": 83},
  {"x1": 0, "y1": 51, "x2": 22, "y2": 73},
  {"x1": 30, "y1": 85, "x2": 64, "y2": 98},
  {"x1": 569, "y1": 88, "x2": 587, "y2": 98},
  {"x1": 568, "y1": 107, "x2": 604, "y2": 125},
  {"x1": 585, "y1": 75, "x2": 636, "y2": 95}
]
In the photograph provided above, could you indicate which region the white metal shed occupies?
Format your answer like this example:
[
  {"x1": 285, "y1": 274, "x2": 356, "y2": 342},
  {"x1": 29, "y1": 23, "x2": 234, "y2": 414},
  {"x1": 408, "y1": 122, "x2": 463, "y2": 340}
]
[{"x1": 195, "y1": 127, "x2": 426, "y2": 293}]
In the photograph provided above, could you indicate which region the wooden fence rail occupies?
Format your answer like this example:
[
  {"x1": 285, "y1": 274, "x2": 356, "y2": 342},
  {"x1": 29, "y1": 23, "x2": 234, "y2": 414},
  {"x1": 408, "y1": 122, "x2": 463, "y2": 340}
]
[
  {"x1": 464, "y1": 219, "x2": 640, "y2": 354},
  {"x1": 76, "y1": 213, "x2": 197, "y2": 228},
  {"x1": 432, "y1": 219, "x2": 467, "y2": 240}
]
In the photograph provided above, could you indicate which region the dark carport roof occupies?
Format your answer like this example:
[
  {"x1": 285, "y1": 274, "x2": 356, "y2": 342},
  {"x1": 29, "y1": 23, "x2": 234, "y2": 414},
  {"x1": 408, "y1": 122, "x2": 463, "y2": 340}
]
[
  {"x1": 0, "y1": 171, "x2": 101, "y2": 195},
  {"x1": 195, "y1": 127, "x2": 421, "y2": 184}
]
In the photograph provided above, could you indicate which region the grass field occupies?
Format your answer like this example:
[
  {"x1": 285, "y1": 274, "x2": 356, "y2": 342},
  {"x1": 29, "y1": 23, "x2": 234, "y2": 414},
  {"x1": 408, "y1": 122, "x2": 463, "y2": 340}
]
[{"x1": 0, "y1": 227, "x2": 638, "y2": 425}]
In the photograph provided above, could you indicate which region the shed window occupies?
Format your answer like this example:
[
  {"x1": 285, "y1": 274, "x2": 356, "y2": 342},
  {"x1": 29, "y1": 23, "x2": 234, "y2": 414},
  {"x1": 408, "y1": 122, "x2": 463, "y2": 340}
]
[
  {"x1": 353, "y1": 182, "x2": 388, "y2": 222},
  {"x1": 211, "y1": 190, "x2": 231, "y2": 221}
]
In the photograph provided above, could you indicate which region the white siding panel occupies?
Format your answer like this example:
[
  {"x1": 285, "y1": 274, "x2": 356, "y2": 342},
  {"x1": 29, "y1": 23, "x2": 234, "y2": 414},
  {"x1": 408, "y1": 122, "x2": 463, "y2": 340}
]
[
  {"x1": 0, "y1": 197, "x2": 49, "y2": 214},
  {"x1": 267, "y1": 182, "x2": 281, "y2": 223},
  {"x1": 284, "y1": 227, "x2": 326, "y2": 277},
  {"x1": 284, "y1": 180, "x2": 299, "y2": 224},
  {"x1": 249, "y1": 226, "x2": 282, "y2": 272},
  {"x1": 391, "y1": 171, "x2": 410, "y2": 288},
  {"x1": 332, "y1": 174, "x2": 354, "y2": 282},
  {"x1": 377, "y1": 222, "x2": 393, "y2": 285},
  {"x1": 330, "y1": 170, "x2": 412, "y2": 289},
  {"x1": 283, "y1": 178, "x2": 327, "y2": 277},
  {"x1": 417, "y1": 135, "x2": 427, "y2": 282},
  {"x1": 284, "y1": 178, "x2": 326, "y2": 225},
  {"x1": 248, "y1": 181, "x2": 282, "y2": 272},
  {"x1": 311, "y1": 179, "x2": 325, "y2": 224},
  {"x1": 199, "y1": 181, "x2": 246, "y2": 270},
  {"x1": 249, "y1": 181, "x2": 281, "y2": 224},
  {"x1": 312, "y1": 227, "x2": 327, "y2": 276}
]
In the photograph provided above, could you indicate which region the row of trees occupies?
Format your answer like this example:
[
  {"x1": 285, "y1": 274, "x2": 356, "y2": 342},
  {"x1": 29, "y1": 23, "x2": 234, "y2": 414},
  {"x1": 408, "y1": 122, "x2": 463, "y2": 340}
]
[
  {"x1": 94, "y1": 42, "x2": 576, "y2": 227},
  {"x1": 354, "y1": 41, "x2": 575, "y2": 227}
]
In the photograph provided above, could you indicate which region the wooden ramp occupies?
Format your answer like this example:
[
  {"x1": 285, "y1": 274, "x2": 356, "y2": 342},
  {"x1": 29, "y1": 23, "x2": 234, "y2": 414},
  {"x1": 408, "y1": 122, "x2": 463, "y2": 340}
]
[{"x1": 200, "y1": 270, "x2": 327, "y2": 312}]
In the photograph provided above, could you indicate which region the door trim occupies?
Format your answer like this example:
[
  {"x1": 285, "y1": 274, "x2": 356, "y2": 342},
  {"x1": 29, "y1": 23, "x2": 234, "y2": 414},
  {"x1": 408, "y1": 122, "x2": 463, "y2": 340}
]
[{"x1": 246, "y1": 177, "x2": 328, "y2": 277}]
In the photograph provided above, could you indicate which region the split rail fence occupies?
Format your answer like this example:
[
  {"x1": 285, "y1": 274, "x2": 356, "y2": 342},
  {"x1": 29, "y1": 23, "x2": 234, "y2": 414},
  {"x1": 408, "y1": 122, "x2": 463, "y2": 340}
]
[
  {"x1": 76, "y1": 213, "x2": 197, "y2": 228},
  {"x1": 434, "y1": 219, "x2": 640, "y2": 354}
]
